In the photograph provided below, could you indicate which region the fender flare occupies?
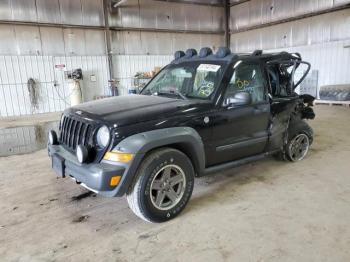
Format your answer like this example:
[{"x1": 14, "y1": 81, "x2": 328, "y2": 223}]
[
  {"x1": 112, "y1": 127, "x2": 206, "y2": 196},
  {"x1": 287, "y1": 117, "x2": 314, "y2": 144}
]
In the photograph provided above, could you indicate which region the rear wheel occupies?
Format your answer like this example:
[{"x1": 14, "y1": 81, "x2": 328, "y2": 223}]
[
  {"x1": 126, "y1": 148, "x2": 194, "y2": 223},
  {"x1": 276, "y1": 119, "x2": 313, "y2": 162},
  {"x1": 286, "y1": 133, "x2": 310, "y2": 161}
]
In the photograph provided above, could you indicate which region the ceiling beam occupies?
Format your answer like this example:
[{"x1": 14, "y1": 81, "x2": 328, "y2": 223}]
[
  {"x1": 111, "y1": 26, "x2": 225, "y2": 35},
  {"x1": 0, "y1": 20, "x2": 105, "y2": 30},
  {"x1": 229, "y1": 0, "x2": 250, "y2": 7},
  {"x1": 0, "y1": 20, "x2": 224, "y2": 35},
  {"x1": 153, "y1": 0, "x2": 224, "y2": 7}
]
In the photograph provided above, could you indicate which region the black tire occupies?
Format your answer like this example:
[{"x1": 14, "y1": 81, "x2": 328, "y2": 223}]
[
  {"x1": 285, "y1": 119, "x2": 313, "y2": 162},
  {"x1": 126, "y1": 148, "x2": 195, "y2": 223}
]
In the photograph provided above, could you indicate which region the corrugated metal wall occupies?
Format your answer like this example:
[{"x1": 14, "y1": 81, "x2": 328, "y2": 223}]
[
  {"x1": 108, "y1": 0, "x2": 225, "y2": 94},
  {"x1": 0, "y1": 0, "x2": 110, "y2": 116},
  {"x1": 113, "y1": 55, "x2": 173, "y2": 95},
  {"x1": 0, "y1": 23, "x2": 110, "y2": 116},
  {"x1": 0, "y1": 0, "x2": 225, "y2": 117},
  {"x1": 0, "y1": 55, "x2": 109, "y2": 117},
  {"x1": 110, "y1": 0, "x2": 224, "y2": 31},
  {"x1": 111, "y1": 31, "x2": 224, "y2": 55},
  {"x1": 230, "y1": 0, "x2": 350, "y2": 32},
  {"x1": 1, "y1": 0, "x2": 349, "y2": 116},
  {"x1": 271, "y1": 41, "x2": 350, "y2": 96},
  {"x1": 230, "y1": 2, "x2": 350, "y2": 95},
  {"x1": 0, "y1": 0, "x2": 105, "y2": 26},
  {"x1": 108, "y1": 0, "x2": 225, "y2": 55},
  {"x1": 230, "y1": 9, "x2": 350, "y2": 52},
  {"x1": 0, "y1": 25, "x2": 107, "y2": 55}
]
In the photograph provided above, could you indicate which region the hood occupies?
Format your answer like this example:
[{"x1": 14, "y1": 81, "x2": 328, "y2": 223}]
[{"x1": 67, "y1": 94, "x2": 209, "y2": 127}]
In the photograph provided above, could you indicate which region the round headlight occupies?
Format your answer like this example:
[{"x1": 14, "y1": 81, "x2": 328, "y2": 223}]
[{"x1": 96, "y1": 125, "x2": 110, "y2": 147}]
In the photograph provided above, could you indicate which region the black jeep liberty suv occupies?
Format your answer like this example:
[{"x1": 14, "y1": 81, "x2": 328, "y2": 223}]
[{"x1": 48, "y1": 47, "x2": 315, "y2": 223}]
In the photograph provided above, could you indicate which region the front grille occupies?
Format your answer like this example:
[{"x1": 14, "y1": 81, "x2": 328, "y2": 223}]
[{"x1": 59, "y1": 115, "x2": 95, "y2": 150}]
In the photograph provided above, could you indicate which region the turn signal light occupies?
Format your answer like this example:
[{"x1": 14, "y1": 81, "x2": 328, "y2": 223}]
[
  {"x1": 110, "y1": 176, "x2": 121, "y2": 186},
  {"x1": 103, "y1": 151, "x2": 134, "y2": 163}
]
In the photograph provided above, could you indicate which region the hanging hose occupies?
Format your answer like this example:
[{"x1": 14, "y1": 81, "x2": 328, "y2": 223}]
[{"x1": 27, "y1": 78, "x2": 39, "y2": 111}]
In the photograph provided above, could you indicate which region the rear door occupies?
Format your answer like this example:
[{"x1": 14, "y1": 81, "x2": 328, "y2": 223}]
[
  {"x1": 207, "y1": 61, "x2": 270, "y2": 166},
  {"x1": 265, "y1": 58, "x2": 311, "y2": 151}
]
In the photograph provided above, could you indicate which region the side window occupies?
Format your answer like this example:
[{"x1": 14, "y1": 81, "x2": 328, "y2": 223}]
[{"x1": 224, "y1": 63, "x2": 266, "y2": 104}]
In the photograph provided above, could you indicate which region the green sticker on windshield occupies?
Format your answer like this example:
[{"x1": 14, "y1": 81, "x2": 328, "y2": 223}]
[{"x1": 197, "y1": 64, "x2": 221, "y2": 72}]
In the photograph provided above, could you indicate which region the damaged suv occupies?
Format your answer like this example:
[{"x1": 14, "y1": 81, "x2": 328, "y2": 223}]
[{"x1": 48, "y1": 47, "x2": 315, "y2": 223}]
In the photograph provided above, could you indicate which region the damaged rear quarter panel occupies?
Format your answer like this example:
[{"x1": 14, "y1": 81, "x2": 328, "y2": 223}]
[
  {"x1": 267, "y1": 95, "x2": 315, "y2": 152},
  {"x1": 267, "y1": 96, "x2": 299, "y2": 151}
]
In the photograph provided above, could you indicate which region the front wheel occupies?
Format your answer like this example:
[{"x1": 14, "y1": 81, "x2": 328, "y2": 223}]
[{"x1": 126, "y1": 148, "x2": 194, "y2": 223}]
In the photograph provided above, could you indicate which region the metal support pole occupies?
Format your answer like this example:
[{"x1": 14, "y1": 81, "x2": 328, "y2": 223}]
[
  {"x1": 103, "y1": 0, "x2": 114, "y2": 80},
  {"x1": 224, "y1": 0, "x2": 230, "y2": 48}
]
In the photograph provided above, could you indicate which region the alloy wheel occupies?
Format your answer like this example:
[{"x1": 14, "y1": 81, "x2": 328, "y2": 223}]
[
  {"x1": 288, "y1": 133, "x2": 310, "y2": 161},
  {"x1": 150, "y1": 164, "x2": 186, "y2": 210}
]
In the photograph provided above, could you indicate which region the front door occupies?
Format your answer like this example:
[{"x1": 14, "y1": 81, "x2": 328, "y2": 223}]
[{"x1": 207, "y1": 61, "x2": 270, "y2": 166}]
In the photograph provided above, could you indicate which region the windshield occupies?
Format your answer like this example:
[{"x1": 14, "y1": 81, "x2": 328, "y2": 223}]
[{"x1": 141, "y1": 62, "x2": 225, "y2": 100}]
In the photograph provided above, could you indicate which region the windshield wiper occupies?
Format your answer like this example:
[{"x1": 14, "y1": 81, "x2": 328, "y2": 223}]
[{"x1": 153, "y1": 91, "x2": 188, "y2": 100}]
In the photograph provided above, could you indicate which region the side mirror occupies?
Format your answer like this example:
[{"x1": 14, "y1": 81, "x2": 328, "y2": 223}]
[{"x1": 224, "y1": 92, "x2": 252, "y2": 107}]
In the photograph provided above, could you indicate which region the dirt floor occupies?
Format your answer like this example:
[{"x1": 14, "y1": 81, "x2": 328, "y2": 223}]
[{"x1": 0, "y1": 105, "x2": 350, "y2": 262}]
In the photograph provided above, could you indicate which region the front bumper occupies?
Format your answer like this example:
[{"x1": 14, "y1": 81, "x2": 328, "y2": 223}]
[{"x1": 48, "y1": 144, "x2": 133, "y2": 197}]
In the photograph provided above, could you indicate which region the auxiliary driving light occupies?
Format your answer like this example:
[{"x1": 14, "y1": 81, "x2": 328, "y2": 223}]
[
  {"x1": 76, "y1": 145, "x2": 89, "y2": 163},
  {"x1": 48, "y1": 130, "x2": 58, "y2": 145}
]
